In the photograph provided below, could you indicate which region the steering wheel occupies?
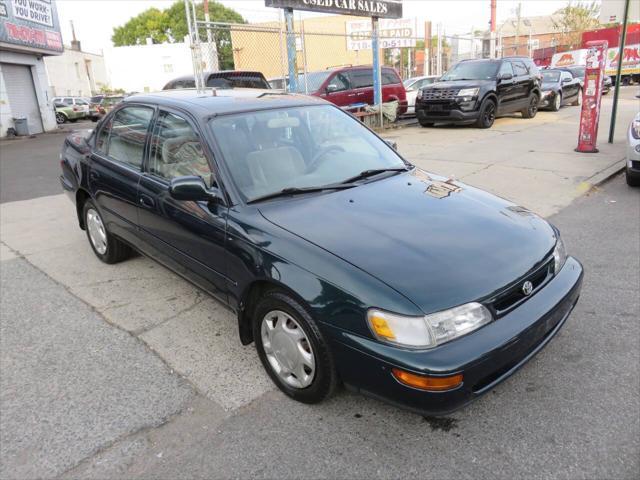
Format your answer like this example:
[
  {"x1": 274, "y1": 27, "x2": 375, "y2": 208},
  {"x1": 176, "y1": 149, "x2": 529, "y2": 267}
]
[{"x1": 307, "y1": 145, "x2": 345, "y2": 172}]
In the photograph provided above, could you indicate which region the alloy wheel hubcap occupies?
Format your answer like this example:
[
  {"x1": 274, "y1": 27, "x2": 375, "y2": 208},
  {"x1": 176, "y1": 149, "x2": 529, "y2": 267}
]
[
  {"x1": 530, "y1": 98, "x2": 537, "y2": 115},
  {"x1": 86, "y1": 208, "x2": 107, "y2": 254},
  {"x1": 485, "y1": 104, "x2": 495, "y2": 124},
  {"x1": 261, "y1": 310, "x2": 315, "y2": 389}
]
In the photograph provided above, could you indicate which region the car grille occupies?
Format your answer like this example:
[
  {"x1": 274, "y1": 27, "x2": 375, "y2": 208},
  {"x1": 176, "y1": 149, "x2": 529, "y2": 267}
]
[
  {"x1": 421, "y1": 89, "x2": 458, "y2": 100},
  {"x1": 488, "y1": 257, "x2": 555, "y2": 316}
]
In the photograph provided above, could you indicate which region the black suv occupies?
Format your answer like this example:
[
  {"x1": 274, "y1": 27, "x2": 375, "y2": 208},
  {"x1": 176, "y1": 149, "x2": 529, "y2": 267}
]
[{"x1": 416, "y1": 57, "x2": 541, "y2": 128}]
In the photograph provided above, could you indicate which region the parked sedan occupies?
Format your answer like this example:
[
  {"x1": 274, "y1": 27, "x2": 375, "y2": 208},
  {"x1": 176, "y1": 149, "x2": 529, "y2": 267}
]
[
  {"x1": 59, "y1": 90, "x2": 583, "y2": 415},
  {"x1": 539, "y1": 69, "x2": 581, "y2": 111}
]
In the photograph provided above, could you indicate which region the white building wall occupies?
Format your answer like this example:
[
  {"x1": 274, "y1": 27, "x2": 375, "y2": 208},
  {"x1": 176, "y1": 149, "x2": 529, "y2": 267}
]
[
  {"x1": 103, "y1": 41, "x2": 193, "y2": 93},
  {"x1": 44, "y1": 48, "x2": 108, "y2": 97},
  {"x1": 0, "y1": 51, "x2": 57, "y2": 137}
]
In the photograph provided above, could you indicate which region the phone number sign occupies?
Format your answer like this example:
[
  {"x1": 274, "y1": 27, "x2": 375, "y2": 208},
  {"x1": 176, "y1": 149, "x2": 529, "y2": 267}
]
[{"x1": 346, "y1": 18, "x2": 415, "y2": 50}]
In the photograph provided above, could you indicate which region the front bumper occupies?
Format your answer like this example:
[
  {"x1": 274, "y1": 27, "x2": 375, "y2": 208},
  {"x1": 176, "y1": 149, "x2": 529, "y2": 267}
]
[
  {"x1": 415, "y1": 100, "x2": 479, "y2": 124},
  {"x1": 328, "y1": 256, "x2": 584, "y2": 416}
]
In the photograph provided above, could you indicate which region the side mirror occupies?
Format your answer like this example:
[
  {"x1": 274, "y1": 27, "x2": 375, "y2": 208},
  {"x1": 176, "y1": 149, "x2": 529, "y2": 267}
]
[
  {"x1": 562, "y1": 77, "x2": 572, "y2": 83},
  {"x1": 326, "y1": 84, "x2": 339, "y2": 93},
  {"x1": 169, "y1": 176, "x2": 219, "y2": 202},
  {"x1": 499, "y1": 73, "x2": 513, "y2": 81}
]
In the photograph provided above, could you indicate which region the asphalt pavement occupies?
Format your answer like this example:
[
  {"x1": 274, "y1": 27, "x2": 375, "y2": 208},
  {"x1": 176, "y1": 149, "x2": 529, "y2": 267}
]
[{"x1": 1, "y1": 174, "x2": 637, "y2": 479}]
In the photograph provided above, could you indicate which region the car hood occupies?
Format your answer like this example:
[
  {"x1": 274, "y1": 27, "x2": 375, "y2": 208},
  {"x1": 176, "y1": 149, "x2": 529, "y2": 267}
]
[
  {"x1": 425, "y1": 79, "x2": 493, "y2": 90},
  {"x1": 257, "y1": 170, "x2": 557, "y2": 314}
]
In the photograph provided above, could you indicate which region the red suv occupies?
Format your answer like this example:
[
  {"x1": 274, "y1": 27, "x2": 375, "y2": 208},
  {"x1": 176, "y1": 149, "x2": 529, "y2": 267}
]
[{"x1": 296, "y1": 66, "x2": 407, "y2": 114}]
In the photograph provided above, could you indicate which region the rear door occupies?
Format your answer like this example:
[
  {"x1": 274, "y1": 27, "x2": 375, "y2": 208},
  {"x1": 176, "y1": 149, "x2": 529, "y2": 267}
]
[
  {"x1": 560, "y1": 71, "x2": 578, "y2": 103},
  {"x1": 137, "y1": 109, "x2": 229, "y2": 300},
  {"x1": 347, "y1": 68, "x2": 374, "y2": 105},
  {"x1": 89, "y1": 104, "x2": 154, "y2": 247},
  {"x1": 511, "y1": 60, "x2": 531, "y2": 108}
]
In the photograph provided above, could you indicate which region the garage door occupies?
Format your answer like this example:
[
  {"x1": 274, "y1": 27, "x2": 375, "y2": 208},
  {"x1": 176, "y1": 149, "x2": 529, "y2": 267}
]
[{"x1": 1, "y1": 63, "x2": 44, "y2": 134}]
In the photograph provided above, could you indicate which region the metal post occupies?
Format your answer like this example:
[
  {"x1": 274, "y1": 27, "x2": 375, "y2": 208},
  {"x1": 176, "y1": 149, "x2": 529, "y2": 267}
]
[
  {"x1": 203, "y1": 0, "x2": 219, "y2": 72},
  {"x1": 436, "y1": 23, "x2": 442, "y2": 76},
  {"x1": 300, "y1": 16, "x2": 309, "y2": 94},
  {"x1": 608, "y1": 0, "x2": 630, "y2": 144},
  {"x1": 284, "y1": 8, "x2": 298, "y2": 93},
  {"x1": 372, "y1": 17, "x2": 383, "y2": 127}
]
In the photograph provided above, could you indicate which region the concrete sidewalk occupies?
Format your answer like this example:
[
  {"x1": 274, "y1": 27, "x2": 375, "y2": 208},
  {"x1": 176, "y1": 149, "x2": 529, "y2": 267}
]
[{"x1": 385, "y1": 88, "x2": 638, "y2": 216}]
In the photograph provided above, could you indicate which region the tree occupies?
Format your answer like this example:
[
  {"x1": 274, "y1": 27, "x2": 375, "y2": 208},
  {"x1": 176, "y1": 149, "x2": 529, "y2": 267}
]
[
  {"x1": 553, "y1": 1, "x2": 600, "y2": 47},
  {"x1": 111, "y1": 1, "x2": 245, "y2": 69}
]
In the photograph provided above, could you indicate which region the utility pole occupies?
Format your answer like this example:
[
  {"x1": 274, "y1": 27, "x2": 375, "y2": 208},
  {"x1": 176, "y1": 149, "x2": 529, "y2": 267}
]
[
  {"x1": 608, "y1": 0, "x2": 631, "y2": 143},
  {"x1": 514, "y1": 2, "x2": 522, "y2": 55},
  {"x1": 490, "y1": 0, "x2": 497, "y2": 58}
]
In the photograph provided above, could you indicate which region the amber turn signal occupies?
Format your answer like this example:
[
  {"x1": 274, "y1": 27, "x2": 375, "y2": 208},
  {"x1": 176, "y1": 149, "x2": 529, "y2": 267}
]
[{"x1": 391, "y1": 368, "x2": 463, "y2": 392}]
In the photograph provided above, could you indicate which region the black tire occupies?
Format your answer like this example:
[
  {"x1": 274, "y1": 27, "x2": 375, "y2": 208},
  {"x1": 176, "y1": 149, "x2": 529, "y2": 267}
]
[
  {"x1": 253, "y1": 290, "x2": 338, "y2": 404},
  {"x1": 55, "y1": 112, "x2": 66, "y2": 124},
  {"x1": 626, "y1": 168, "x2": 640, "y2": 187},
  {"x1": 419, "y1": 120, "x2": 434, "y2": 127},
  {"x1": 550, "y1": 92, "x2": 562, "y2": 112},
  {"x1": 571, "y1": 88, "x2": 582, "y2": 107},
  {"x1": 521, "y1": 93, "x2": 539, "y2": 119},
  {"x1": 622, "y1": 76, "x2": 631, "y2": 86},
  {"x1": 82, "y1": 199, "x2": 132, "y2": 264},
  {"x1": 474, "y1": 98, "x2": 496, "y2": 128}
]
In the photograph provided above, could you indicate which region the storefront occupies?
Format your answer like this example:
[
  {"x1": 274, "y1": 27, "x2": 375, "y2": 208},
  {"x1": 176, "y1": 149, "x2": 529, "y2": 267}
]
[{"x1": 0, "y1": 0, "x2": 63, "y2": 136}]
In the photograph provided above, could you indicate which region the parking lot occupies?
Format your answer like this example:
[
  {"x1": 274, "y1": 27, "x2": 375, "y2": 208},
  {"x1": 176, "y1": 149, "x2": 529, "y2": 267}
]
[{"x1": 1, "y1": 89, "x2": 639, "y2": 479}]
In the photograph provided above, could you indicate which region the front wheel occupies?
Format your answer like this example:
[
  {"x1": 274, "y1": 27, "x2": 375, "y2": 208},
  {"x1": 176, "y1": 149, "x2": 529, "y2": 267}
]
[
  {"x1": 253, "y1": 290, "x2": 337, "y2": 404},
  {"x1": 475, "y1": 99, "x2": 496, "y2": 128},
  {"x1": 626, "y1": 168, "x2": 640, "y2": 187},
  {"x1": 419, "y1": 120, "x2": 434, "y2": 127},
  {"x1": 83, "y1": 200, "x2": 132, "y2": 264},
  {"x1": 55, "y1": 112, "x2": 66, "y2": 124},
  {"x1": 551, "y1": 92, "x2": 562, "y2": 112},
  {"x1": 521, "y1": 94, "x2": 539, "y2": 119}
]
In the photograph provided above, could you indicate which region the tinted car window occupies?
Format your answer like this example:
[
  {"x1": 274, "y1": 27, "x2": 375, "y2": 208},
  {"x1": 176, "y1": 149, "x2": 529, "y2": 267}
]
[
  {"x1": 382, "y1": 70, "x2": 400, "y2": 85},
  {"x1": 96, "y1": 117, "x2": 112, "y2": 153},
  {"x1": 499, "y1": 62, "x2": 514, "y2": 76},
  {"x1": 63, "y1": 98, "x2": 73, "y2": 105},
  {"x1": 107, "y1": 106, "x2": 154, "y2": 169},
  {"x1": 149, "y1": 111, "x2": 214, "y2": 187},
  {"x1": 295, "y1": 71, "x2": 333, "y2": 93},
  {"x1": 349, "y1": 69, "x2": 374, "y2": 88},
  {"x1": 560, "y1": 71, "x2": 573, "y2": 82},
  {"x1": 441, "y1": 61, "x2": 499, "y2": 81},
  {"x1": 512, "y1": 61, "x2": 528, "y2": 76},
  {"x1": 205, "y1": 73, "x2": 269, "y2": 89}
]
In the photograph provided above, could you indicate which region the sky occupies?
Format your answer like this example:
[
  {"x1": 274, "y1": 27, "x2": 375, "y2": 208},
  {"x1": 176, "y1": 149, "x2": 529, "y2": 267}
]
[{"x1": 56, "y1": 0, "x2": 578, "y2": 54}]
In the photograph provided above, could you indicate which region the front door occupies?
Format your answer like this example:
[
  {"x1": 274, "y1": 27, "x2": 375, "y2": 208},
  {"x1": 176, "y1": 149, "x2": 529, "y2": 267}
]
[
  {"x1": 511, "y1": 60, "x2": 532, "y2": 108},
  {"x1": 321, "y1": 71, "x2": 352, "y2": 107},
  {"x1": 137, "y1": 109, "x2": 229, "y2": 301},
  {"x1": 89, "y1": 105, "x2": 154, "y2": 247},
  {"x1": 496, "y1": 61, "x2": 516, "y2": 112}
]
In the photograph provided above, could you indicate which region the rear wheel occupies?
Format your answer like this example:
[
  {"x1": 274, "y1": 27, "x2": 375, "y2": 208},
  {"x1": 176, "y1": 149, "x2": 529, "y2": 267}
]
[
  {"x1": 521, "y1": 94, "x2": 539, "y2": 119},
  {"x1": 551, "y1": 92, "x2": 562, "y2": 112},
  {"x1": 253, "y1": 290, "x2": 337, "y2": 404},
  {"x1": 475, "y1": 99, "x2": 496, "y2": 128},
  {"x1": 83, "y1": 200, "x2": 132, "y2": 264},
  {"x1": 55, "y1": 112, "x2": 66, "y2": 124},
  {"x1": 571, "y1": 88, "x2": 582, "y2": 106}
]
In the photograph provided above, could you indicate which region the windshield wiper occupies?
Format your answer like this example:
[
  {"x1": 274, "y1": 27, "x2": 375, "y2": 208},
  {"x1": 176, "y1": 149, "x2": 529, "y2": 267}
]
[
  {"x1": 247, "y1": 184, "x2": 356, "y2": 204},
  {"x1": 340, "y1": 167, "x2": 410, "y2": 185}
]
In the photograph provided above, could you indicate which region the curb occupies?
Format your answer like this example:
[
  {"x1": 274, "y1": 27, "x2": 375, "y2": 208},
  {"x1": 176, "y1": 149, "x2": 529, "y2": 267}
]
[{"x1": 577, "y1": 158, "x2": 626, "y2": 193}]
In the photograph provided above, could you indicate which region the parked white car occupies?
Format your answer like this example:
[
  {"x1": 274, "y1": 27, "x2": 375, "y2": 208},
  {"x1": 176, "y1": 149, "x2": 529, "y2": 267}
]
[
  {"x1": 52, "y1": 97, "x2": 90, "y2": 116},
  {"x1": 626, "y1": 111, "x2": 640, "y2": 187},
  {"x1": 403, "y1": 75, "x2": 439, "y2": 115}
]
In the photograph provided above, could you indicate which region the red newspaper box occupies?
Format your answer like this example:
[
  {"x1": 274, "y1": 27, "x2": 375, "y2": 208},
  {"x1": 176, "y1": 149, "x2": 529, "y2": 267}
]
[{"x1": 576, "y1": 40, "x2": 608, "y2": 153}]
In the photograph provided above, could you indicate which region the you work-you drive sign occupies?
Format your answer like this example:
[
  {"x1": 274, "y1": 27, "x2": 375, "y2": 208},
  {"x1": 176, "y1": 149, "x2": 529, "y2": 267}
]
[{"x1": 265, "y1": 0, "x2": 403, "y2": 19}]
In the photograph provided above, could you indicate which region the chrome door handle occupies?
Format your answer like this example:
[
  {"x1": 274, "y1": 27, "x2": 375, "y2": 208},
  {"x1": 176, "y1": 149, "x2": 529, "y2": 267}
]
[{"x1": 139, "y1": 195, "x2": 154, "y2": 208}]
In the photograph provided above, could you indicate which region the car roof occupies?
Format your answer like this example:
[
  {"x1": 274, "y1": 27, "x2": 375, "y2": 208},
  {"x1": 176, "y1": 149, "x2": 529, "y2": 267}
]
[{"x1": 124, "y1": 88, "x2": 327, "y2": 117}]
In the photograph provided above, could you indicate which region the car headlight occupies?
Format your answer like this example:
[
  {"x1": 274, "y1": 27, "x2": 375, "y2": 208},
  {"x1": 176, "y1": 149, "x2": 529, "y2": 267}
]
[
  {"x1": 542, "y1": 90, "x2": 552, "y2": 97},
  {"x1": 416, "y1": 89, "x2": 423, "y2": 100},
  {"x1": 367, "y1": 302, "x2": 493, "y2": 349},
  {"x1": 553, "y1": 236, "x2": 567, "y2": 273},
  {"x1": 631, "y1": 118, "x2": 640, "y2": 139},
  {"x1": 457, "y1": 88, "x2": 479, "y2": 97}
]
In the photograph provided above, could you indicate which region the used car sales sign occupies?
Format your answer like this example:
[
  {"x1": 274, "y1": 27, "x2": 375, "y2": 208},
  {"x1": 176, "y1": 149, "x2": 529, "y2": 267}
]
[
  {"x1": 265, "y1": 0, "x2": 402, "y2": 19},
  {"x1": 12, "y1": 0, "x2": 53, "y2": 27}
]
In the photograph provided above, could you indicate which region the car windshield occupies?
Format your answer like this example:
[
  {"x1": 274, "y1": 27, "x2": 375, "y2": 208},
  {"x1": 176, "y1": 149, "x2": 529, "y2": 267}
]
[
  {"x1": 542, "y1": 71, "x2": 561, "y2": 82},
  {"x1": 295, "y1": 71, "x2": 332, "y2": 93},
  {"x1": 210, "y1": 105, "x2": 406, "y2": 202},
  {"x1": 440, "y1": 61, "x2": 499, "y2": 81}
]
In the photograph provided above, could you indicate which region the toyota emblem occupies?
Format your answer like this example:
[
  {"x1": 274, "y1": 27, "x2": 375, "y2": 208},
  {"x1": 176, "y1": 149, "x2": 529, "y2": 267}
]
[{"x1": 522, "y1": 281, "x2": 533, "y2": 296}]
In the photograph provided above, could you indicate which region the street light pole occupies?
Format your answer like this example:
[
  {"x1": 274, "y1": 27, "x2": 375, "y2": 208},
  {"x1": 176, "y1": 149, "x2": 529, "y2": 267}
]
[{"x1": 608, "y1": 0, "x2": 630, "y2": 144}]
